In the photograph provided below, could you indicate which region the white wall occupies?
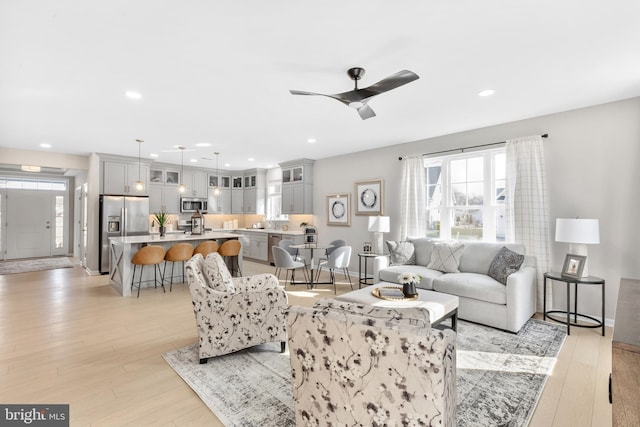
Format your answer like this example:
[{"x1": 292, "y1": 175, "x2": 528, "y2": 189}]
[{"x1": 313, "y1": 96, "x2": 640, "y2": 324}]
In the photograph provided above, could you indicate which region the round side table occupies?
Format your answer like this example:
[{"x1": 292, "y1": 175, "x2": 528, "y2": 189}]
[
  {"x1": 543, "y1": 271, "x2": 605, "y2": 336},
  {"x1": 357, "y1": 252, "x2": 382, "y2": 288}
]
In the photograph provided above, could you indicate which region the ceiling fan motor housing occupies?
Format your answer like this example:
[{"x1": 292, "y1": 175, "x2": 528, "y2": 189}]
[{"x1": 347, "y1": 67, "x2": 365, "y2": 81}]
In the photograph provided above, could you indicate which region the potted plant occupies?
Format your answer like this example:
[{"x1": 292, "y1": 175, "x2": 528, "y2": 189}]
[{"x1": 153, "y1": 211, "x2": 171, "y2": 237}]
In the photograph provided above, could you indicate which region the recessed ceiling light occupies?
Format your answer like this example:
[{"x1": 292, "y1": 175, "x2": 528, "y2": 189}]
[
  {"x1": 307, "y1": 138, "x2": 316, "y2": 144},
  {"x1": 248, "y1": 158, "x2": 255, "y2": 162},
  {"x1": 478, "y1": 89, "x2": 495, "y2": 97},
  {"x1": 39, "y1": 143, "x2": 51, "y2": 148},
  {"x1": 195, "y1": 143, "x2": 211, "y2": 147},
  {"x1": 190, "y1": 159, "x2": 198, "y2": 163},
  {"x1": 266, "y1": 164, "x2": 273, "y2": 168},
  {"x1": 125, "y1": 91, "x2": 142, "y2": 99},
  {"x1": 150, "y1": 153, "x2": 159, "y2": 158},
  {"x1": 224, "y1": 163, "x2": 231, "y2": 167}
]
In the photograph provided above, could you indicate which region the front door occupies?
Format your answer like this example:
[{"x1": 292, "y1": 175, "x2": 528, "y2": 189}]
[{"x1": 5, "y1": 189, "x2": 53, "y2": 259}]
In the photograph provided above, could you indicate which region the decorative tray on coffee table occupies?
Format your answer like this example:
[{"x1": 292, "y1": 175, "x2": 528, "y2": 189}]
[{"x1": 372, "y1": 286, "x2": 419, "y2": 301}]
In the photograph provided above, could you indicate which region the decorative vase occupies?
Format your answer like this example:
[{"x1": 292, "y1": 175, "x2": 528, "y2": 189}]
[
  {"x1": 402, "y1": 282, "x2": 417, "y2": 298},
  {"x1": 159, "y1": 226, "x2": 166, "y2": 237}
]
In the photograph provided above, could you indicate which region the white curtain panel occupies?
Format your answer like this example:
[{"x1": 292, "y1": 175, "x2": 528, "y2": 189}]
[
  {"x1": 400, "y1": 156, "x2": 427, "y2": 239},
  {"x1": 505, "y1": 135, "x2": 550, "y2": 312}
]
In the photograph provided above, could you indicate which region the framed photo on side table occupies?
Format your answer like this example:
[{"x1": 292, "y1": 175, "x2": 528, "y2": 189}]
[
  {"x1": 355, "y1": 179, "x2": 384, "y2": 215},
  {"x1": 561, "y1": 254, "x2": 586, "y2": 278},
  {"x1": 327, "y1": 194, "x2": 351, "y2": 226}
]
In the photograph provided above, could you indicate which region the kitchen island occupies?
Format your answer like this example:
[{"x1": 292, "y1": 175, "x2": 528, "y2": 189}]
[{"x1": 109, "y1": 231, "x2": 243, "y2": 297}]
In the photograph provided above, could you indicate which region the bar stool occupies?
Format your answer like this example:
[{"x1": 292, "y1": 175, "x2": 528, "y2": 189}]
[
  {"x1": 193, "y1": 240, "x2": 219, "y2": 258},
  {"x1": 131, "y1": 245, "x2": 166, "y2": 298},
  {"x1": 218, "y1": 239, "x2": 242, "y2": 277},
  {"x1": 163, "y1": 243, "x2": 194, "y2": 291}
]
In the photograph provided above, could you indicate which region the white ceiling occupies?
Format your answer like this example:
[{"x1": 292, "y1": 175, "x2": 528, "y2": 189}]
[{"x1": 1, "y1": 1, "x2": 639, "y2": 171}]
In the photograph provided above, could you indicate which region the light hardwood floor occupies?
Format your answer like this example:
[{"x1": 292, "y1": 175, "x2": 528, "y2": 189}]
[{"x1": 0, "y1": 259, "x2": 612, "y2": 426}]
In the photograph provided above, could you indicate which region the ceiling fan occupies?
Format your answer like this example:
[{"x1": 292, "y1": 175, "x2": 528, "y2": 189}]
[{"x1": 289, "y1": 67, "x2": 419, "y2": 120}]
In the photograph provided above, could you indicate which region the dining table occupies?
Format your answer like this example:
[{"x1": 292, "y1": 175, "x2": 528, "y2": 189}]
[{"x1": 290, "y1": 243, "x2": 334, "y2": 289}]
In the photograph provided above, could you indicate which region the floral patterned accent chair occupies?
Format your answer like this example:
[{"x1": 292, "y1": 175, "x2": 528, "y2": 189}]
[
  {"x1": 185, "y1": 252, "x2": 289, "y2": 364},
  {"x1": 285, "y1": 298, "x2": 457, "y2": 426}
]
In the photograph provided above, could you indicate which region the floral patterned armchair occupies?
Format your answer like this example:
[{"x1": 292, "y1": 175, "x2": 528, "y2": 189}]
[
  {"x1": 185, "y1": 252, "x2": 288, "y2": 364},
  {"x1": 285, "y1": 298, "x2": 456, "y2": 426}
]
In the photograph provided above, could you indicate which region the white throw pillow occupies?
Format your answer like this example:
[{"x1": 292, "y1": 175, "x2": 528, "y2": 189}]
[
  {"x1": 203, "y1": 252, "x2": 235, "y2": 292},
  {"x1": 427, "y1": 242, "x2": 464, "y2": 273}
]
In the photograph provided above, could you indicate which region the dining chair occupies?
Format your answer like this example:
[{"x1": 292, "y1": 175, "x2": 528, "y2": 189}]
[
  {"x1": 272, "y1": 246, "x2": 309, "y2": 287},
  {"x1": 316, "y1": 245, "x2": 352, "y2": 293}
]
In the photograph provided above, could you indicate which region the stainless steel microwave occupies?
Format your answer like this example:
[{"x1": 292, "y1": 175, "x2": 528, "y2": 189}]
[{"x1": 180, "y1": 197, "x2": 208, "y2": 213}]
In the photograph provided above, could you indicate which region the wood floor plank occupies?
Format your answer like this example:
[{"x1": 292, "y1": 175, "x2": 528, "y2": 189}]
[{"x1": 0, "y1": 259, "x2": 613, "y2": 426}]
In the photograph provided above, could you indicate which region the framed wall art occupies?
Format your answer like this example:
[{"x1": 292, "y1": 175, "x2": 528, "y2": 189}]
[
  {"x1": 327, "y1": 193, "x2": 351, "y2": 226},
  {"x1": 561, "y1": 254, "x2": 586, "y2": 278},
  {"x1": 355, "y1": 179, "x2": 384, "y2": 215}
]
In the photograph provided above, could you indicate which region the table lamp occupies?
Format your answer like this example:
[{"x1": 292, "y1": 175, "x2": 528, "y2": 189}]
[
  {"x1": 555, "y1": 218, "x2": 600, "y2": 277},
  {"x1": 368, "y1": 216, "x2": 390, "y2": 255}
]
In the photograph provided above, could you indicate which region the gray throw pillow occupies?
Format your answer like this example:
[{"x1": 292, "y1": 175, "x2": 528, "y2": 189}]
[
  {"x1": 386, "y1": 241, "x2": 416, "y2": 265},
  {"x1": 488, "y1": 246, "x2": 525, "y2": 285}
]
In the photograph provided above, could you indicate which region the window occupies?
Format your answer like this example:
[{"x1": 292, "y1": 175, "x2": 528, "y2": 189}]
[
  {"x1": 425, "y1": 148, "x2": 506, "y2": 241},
  {"x1": 55, "y1": 195, "x2": 64, "y2": 248},
  {"x1": 266, "y1": 180, "x2": 285, "y2": 220},
  {"x1": 3, "y1": 178, "x2": 67, "y2": 191}
]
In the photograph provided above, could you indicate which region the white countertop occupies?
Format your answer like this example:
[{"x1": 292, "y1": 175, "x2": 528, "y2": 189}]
[
  {"x1": 231, "y1": 228, "x2": 303, "y2": 236},
  {"x1": 109, "y1": 231, "x2": 243, "y2": 245}
]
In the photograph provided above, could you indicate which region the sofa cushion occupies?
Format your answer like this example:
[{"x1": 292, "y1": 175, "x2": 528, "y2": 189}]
[
  {"x1": 488, "y1": 246, "x2": 526, "y2": 285},
  {"x1": 458, "y1": 241, "x2": 525, "y2": 274},
  {"x1": 409, "y1": 237, "x2": 435, "y2": 266},
  {"x1": 203, "y1": 252, "x2": 235, "y2": 292},
  {"x1": 386, "y1": 240, "x2": 416, "y2": 265},
  {"x1": 427, "y1": 242, "x2": 464, "y2": 273},
  {"x1": 378, "y1": 265, "x2": 443, "y2": 290},
  {"x1": 433, "y1": 273, "x2": 507, "y2": 305}
]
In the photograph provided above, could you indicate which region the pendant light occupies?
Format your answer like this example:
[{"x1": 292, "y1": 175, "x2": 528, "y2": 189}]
[
  {"x1": 178, "y1": 146, "x2": 186, "y2": 194},
  {"x1": 213, "y1": 152, "x2": 221, "y2": 196},
  {"x1": 134, "y1": 139, "x2": 144, "y2": 191}
]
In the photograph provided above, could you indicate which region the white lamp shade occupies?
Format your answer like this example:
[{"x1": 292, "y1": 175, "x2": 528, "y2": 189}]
[
  {"x1": 368, "y1": 216, "x2": 390, "y2": 233},
  {"x1": 555, "y1": 218, "x2": 600, "y2": 244}
]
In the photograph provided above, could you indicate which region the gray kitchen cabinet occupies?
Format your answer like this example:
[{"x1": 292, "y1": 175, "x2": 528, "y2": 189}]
[
  {"x1": 102, "y1": 160, "x2": 149, "y2": 195},
  {"x1": 183, "y1": 169, "x2": 208, "y2": 198},
  {"x1": 149, "y1": 184, "x2": 180, "y2": 214},
  {"x1": 231, "y1": 176, "x2": 244, "y2": 214},
  {"x1": 243, "y1": 231, "x2": 268, "y2": 262},
  {"x1": 208, "y1": 187, "x2": 231, "y2": 214},
  {"x1": 279, "y1": 159, "x2": 313, "y2": 214},
  {"x1": 243, "y1": 169, "x2": 266, "y2": 214},
  {"x1": 208, "y1": 171, "x2": 231, "y2": 214}
]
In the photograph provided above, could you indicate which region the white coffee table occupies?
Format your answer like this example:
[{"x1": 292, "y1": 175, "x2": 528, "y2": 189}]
[{"x1": 335, "y1": 282, "x2": 459, "y2": 331}]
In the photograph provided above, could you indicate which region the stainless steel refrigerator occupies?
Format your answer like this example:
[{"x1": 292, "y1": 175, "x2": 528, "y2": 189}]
[{"x1": 99, "y1": 195, "x2": 150, "y2": 274}]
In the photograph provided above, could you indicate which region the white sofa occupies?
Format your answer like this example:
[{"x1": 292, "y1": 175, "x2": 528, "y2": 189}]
[{"x1": 373, "y1": 238, "x2": 536, "y2": 333}]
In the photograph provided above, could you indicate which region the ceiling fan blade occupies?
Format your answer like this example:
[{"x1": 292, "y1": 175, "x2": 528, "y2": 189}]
[
  {"x1": 363, "y1": 69, "x2": 419, "y2": 97},
  {"x1": 357, "y1": 103, "x2": 376, "y2": 120},
  {"x1": 290, "y1": 89, "x2": 351, "y2": 107},
  {"x1": 289, "y1": 89, "x2": 323, "y2": 96}
]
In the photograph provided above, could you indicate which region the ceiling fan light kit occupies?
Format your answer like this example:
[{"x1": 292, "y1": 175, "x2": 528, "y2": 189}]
[{"x1": 290, "y1": 67, "x2": 419, "y2": 120}]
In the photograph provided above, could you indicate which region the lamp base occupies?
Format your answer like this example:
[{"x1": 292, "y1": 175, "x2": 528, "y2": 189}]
[{"x1": 372, "y1": 232, "x2": 384, "y2": 255}]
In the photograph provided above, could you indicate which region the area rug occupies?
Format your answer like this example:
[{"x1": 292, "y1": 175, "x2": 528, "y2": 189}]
[
  {"x1": 0, "y1": 257, "x2": 73, "y2": 275},
  {"x1": 162, "y1": 318, "x2": 566, "y2": 427}
]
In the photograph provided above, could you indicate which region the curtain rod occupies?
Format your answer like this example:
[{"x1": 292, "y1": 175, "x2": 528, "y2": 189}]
[{"x1": 398, "y1": 133, "x2": 549, "y2": 160}]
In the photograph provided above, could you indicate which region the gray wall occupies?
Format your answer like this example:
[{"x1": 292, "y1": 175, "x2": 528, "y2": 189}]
[{"x1": 312, "y1": 96, "x2": 640, "y2": 325}]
